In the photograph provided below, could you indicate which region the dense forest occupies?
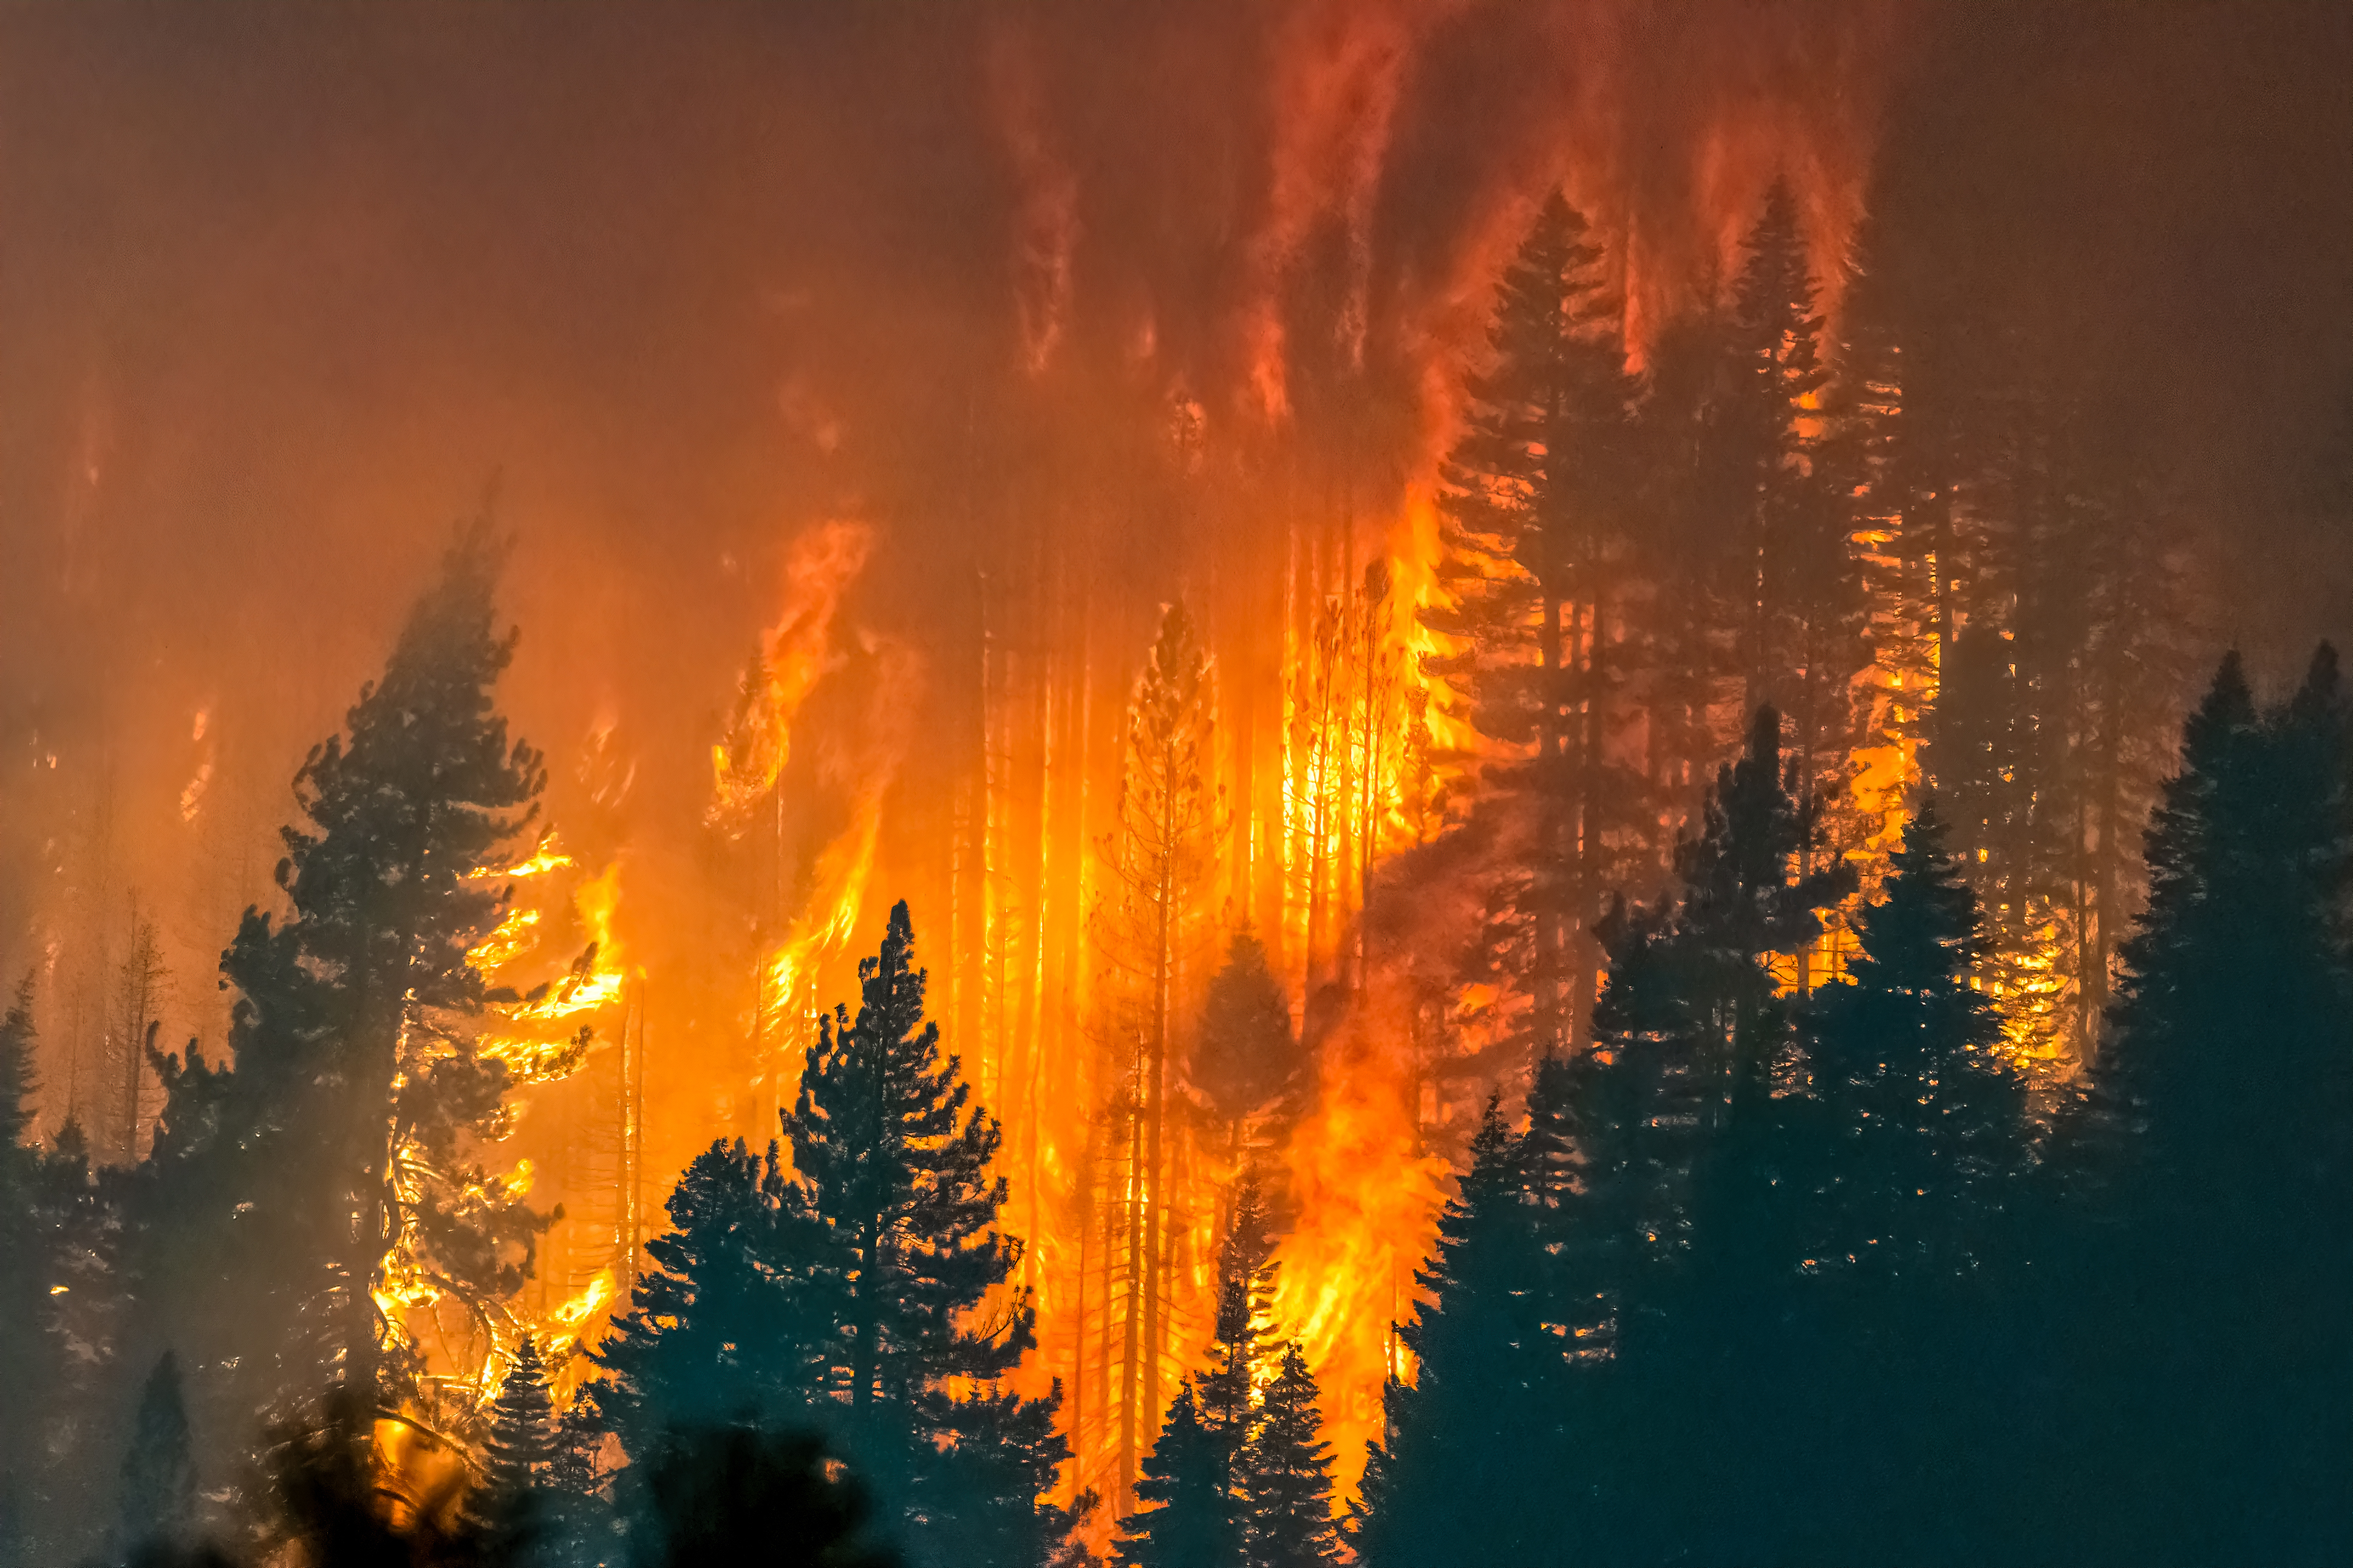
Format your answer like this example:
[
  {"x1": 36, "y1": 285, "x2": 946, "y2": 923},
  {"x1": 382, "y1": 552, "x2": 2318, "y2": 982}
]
[{"x1": 4, "y1": 157, "x2": 2348, "y2": 1567}]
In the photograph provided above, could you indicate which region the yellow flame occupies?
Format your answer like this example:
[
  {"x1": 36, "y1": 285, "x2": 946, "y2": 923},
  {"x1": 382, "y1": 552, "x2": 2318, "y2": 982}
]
[{"x1": 709, "y1": 520, "x2": 873, "y2": 831}]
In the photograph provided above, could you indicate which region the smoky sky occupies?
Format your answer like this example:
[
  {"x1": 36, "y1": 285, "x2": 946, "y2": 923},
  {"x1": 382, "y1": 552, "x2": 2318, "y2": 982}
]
[{"x1": 0, "y1": 0, "x2": 2346, "y2": 998}]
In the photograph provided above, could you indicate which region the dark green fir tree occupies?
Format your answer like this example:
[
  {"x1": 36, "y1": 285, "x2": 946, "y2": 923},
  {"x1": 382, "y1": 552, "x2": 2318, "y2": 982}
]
[
  {"x1": 782, "y1": 900, "x2": 1069, "y2": 1566},
  {"x1": 2072, "y1": 647, "x2": 2352, "y2": 1564},
  {"x1": 1192, "y1": 934, "x2": 1302, "y2": 1162},
  {"x1": 115, "y1": 1352, "x2": 198, "y2": 1559},
  {"x1": 590, "y1": 1138, "x2": 833, "y2": 1460},
  {"x1": 1114, "y1": 1383, "x2": 1231, "y2": 1568},
  {"x1": 1237, "y1": 1343, "x2": 1338, "y2": 1568},
  {"x1": 137, "y1": 521, "x2": 553, "y2": 1451},
  {"x1": 1355, "y1": 1099, "x2": 1551, "y2": 1567},
  {"x1": 468, "y1": 1336, "x2": 556, "y2": 1554}
]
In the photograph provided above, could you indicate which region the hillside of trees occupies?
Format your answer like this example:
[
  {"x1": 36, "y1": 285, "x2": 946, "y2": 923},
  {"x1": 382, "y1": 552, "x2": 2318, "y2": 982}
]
[{"x1": 2, "y1": 180, "x2": 2347, "y2": 1568}]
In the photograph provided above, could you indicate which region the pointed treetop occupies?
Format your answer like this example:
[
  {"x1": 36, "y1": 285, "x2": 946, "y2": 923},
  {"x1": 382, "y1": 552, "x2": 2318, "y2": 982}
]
[
  {"x1": 0, "y1": 976, "x2": 35, "y2": 1154},
  {"x1": 1841, "y1": 793, "x2": 1991, "y2": 1000},
  {"x1": 117, "y1": 1350, "x2": 198, "y2": 1552}
]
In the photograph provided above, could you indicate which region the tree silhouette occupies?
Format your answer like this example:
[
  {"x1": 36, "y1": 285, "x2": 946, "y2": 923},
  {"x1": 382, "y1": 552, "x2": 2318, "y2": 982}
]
[{"x1": 1236, "y1": 1343, "x2": 1338, "y2": 1568}]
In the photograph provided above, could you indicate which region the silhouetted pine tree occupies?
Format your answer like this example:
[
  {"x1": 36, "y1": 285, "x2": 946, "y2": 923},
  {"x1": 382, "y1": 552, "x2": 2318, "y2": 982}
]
[
  {"x1": 1808, "y1": 793, "x2": 2015, "y2": 1273},
  {"x1": 1236, "y1": 1343, "x2": 1337, "y2": 1568},
  {"x1": 1419, "y1": 189, "x2": 1646, "y2": 1055},
  {"x1": 467, "y1": 1337, "x2": 555, "y2": 1555},
  {"x1": 137, "y1": 522, "x2": 551, "y2": 1447},
  {"x1": 1114, "y1": 1384, "x2": 1231, "y2": 1568},
  {"x1": 783, "y1": 901, "x2": 1068, "y2": 1566},
  {"x1": 590, "y1": 1138, "x2": 833, "y2": 1460},
  {"x1": 1781, "y1": 794, "x2": 2023, "y2": 1558},
  {"x1": 1192, "y1": 935, "x2": 1301, "y2": 1165},
  {"x1": 1355, "y1": 1099, "x2": 1551, "y2": 1567},
  {"x1": 1725, "y1": 180, "x2": 1865, "y2": 793},
  {"x1": 2068, "y1": 647, "x2": 2353, "y2": 1564},
  {"x1": 0, "y1": 980, "x2": 47, "y2": 1566},
  {"x1": 1592, "y1": 705, "x2": 1856, "y2": 1252},
  {"x1": 115, "y1": 1352, "x2": 199, "y2": 1561}
]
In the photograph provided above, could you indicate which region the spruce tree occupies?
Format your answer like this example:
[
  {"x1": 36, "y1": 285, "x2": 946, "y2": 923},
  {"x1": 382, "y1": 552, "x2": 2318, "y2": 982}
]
[
  {"x1": 2075, "y1": 647, "x2": 2352, "y2": 1563},
  {"x1": 1808, "y1": 792, "x2": 2015, "y2": 1278},
  {"x1": 590, "y1": 1138, "x2": 833, "y2": 1461},
  {"x1": 0, "y1": 982, "x2": 46, "y2": 1564},
  {"x1": 1419, "y1": 189, "x2": 1646, "y2": 1056},
  {"x1": 1192, "y1": 934, "x2": 1301, "y2": 1164},
  {"x1": 137, "y1": 523, "x2": 551, "y2": 1447},
  {"x1": 469, "y1": 1336, "x2": 556, "y2": 1552},
  {"x1": 1237, "y1": 1343, "x2": 1338, "y2": 1568},
  {"x1": 116, "y1": 1352, "x2": 198, "y2": 1558},
  {"x1": 1724, "y1": 178, "x2": 1864, "y2": 792},
  {"x1": 782, "y1": 900, "x2": 1065, "y2": 1564},
  {"x1": 1355, "y1": 1099, "x2": 1551, "y2": 1568},
  {"x1": 1114, "y1": 1383, "x2": 1231, "y2": 1568},
  {"x1": 1097, "y1": 602, "x2": 1218, "y2": 1501}
]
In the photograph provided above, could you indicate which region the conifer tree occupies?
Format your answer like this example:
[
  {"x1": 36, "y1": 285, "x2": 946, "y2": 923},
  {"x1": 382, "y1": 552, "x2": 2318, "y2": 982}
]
[
  {"x1": 0, "y1": 981, "x2": 47, "y2": 1564},
  {"x1": 1593, "y1": 704, "x2": 1856, "y2": 1190},
  {"x1": 469, "y1": 1336, "x2": 556, "y2": 1550},
  {"x1": 1192, "y1": 934, "x2": 1300, "y2": 1165},
  {"x1": 590, "y1": 1138, "x2": 833, "y2": 1461},
  {"x1": 1095, "y1": 604, "x2": 1217, "y2": 1504},
  {"x1": 783, "y1": 901, "x2": 1066, "y2": 1563},
  {"x1": 137, "y1": 523, "x2": 551, "y2": 1447},
  {"x1": 1355, "y1": 1099, "x2": 1551, "y2": 1567},
  {"x1": 116, "y1": 1352, "x2": 198, "y2": 1558},
  {"x1": 2074, "y1": 647, "x2": 2352, "y2": 1562},
  {"x1": 1724, "y1": 179, "x2": 1865, "y2": 792},
  {"x1": 1114, "y1": 1383, "x2": 1231, "y2": 1568},
  {"x1": 1237, "y1": 1343, "x2": 1338, "y2": 1568},
  {"x1": 1808, "y1": 795, "x2": 2017, "y2": 1253},
  {"x1": 1420, "y1": 189, "x2": 1645, "y2": 1056}
]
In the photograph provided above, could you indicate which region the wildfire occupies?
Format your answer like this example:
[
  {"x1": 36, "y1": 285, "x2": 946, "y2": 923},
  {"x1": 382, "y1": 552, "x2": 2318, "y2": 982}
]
[{"x1": 709, "y1": 520, "x2": 873, "y2": 833}]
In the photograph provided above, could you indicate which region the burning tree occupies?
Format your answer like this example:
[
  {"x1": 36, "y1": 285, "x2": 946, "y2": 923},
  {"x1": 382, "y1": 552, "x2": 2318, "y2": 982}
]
[
  {"x1": 1092, "y1": 601, "x2": 1220, "y2": 1508},
  {"x1": 1420, "y1": 191, "x2": 1646, "y2": 1059},
  {"x1": 135, "y1": 522, "x2": 555, "y2": 1458}
]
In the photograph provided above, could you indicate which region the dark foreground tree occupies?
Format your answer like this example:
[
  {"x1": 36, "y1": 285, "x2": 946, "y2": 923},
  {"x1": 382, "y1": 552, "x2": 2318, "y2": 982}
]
[
  {"x1": 1114, "y1": 1383, "x2": 1231, "y2": 1568},
  {"x1": 591, "y1": 1138, "x2": 834, "y2": 1462},
  {"x1": 782, "y1": 900, "x2": 1073, "y2": 1566},
  {"x1": 2064, "y1": 647, "x2": 2352, "y2": 1565},
  {"x1": 1355, "y1": 1099, "x2": 1553, "y2": 1567},
  {"x1": 116, "y1": 1352, "x2": 199, "y2": 1560},
  {"x1": 138, "y1": 522, "x2": 552, "y2": 1458},
  {"x1": 1237, "y1": 1343, "x2": 1338, "y2": 1568}
]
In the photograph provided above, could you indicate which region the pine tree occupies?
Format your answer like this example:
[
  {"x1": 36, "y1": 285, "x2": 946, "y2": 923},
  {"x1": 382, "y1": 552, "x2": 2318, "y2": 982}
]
[
  {"x1": 1419, "y1": 191, "x2": 1646, "y2": 1056},
  {"x1": 137, "y1": 522, "x2": 551, "y2": 1447},
  {"x1": 1237, "y1": 1343, "x2": 1338, "y2": 1568},
  {"x1": 1094, "y1": 604, "x2": 1217, "y2": 1505},
  {"x1": 2072, "y1": 647, "x2": 2353, "y2": 1563},
  {"x1": 783, "y1": 901, "x2": 1068, "y2": 1564},
  {"x1": 1114, "y1": 1383, "x2": 1231, "y2": 1568},
  {"x1": 1724, "y1": 179, "x2": 1865, "y2": 794},
  {"x1": 105, "y1": 900, "x2": 168, "y2": 1167},
  {"x1": 0, "y1": 980, "x2": 47, "y2": 1564},
  {"x1": 1191, "y1": 934, "x2": 1301, "y2": 1166},
  {"x1": 590, "y1": 1138, "x2": 834, "y2": 1461},
  {"x1": 1807, "y1": 792, "x2": 2014, "y2": 1266},
  {"x1": 116, "y1": 1352, "x2": 198, "y2": 1558},
  {"x1": 927, "y1": 1382, "x2": 1092, "y2": 1568},
  {"x1": 1593, "y1": 704, "x2": 1858, "y2": 1195},
  {"x1": 1355, "y1": 1099, "x2": 1551, "y2": 1567},
  {"x1": 469, "y1": 1336, "x2": 556, "y2": 1550}
]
